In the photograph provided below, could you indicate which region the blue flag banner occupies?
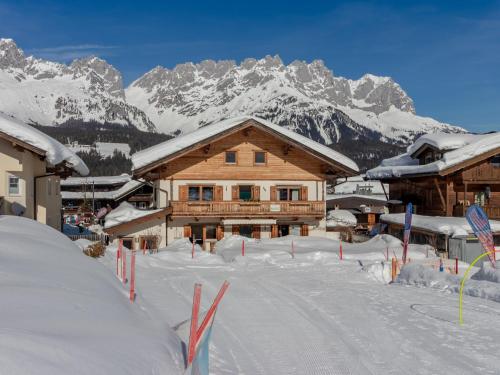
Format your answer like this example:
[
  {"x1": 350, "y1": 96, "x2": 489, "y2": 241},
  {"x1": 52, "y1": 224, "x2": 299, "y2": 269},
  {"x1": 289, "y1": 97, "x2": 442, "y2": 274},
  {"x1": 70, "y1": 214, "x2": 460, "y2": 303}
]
[
  {"x1": 402, "y1": 202, "x2": 413, "y2": 264},
  {"x1": 466, "y1": 204, "x2": 496, "y2": 267}
]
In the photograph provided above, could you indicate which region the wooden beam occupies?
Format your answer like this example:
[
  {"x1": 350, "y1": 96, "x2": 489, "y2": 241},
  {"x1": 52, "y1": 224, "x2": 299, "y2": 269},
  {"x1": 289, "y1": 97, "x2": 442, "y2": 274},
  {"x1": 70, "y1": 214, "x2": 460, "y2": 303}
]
[{"x1": 434, "y1": 177, "x2": 446, "y2": 213}]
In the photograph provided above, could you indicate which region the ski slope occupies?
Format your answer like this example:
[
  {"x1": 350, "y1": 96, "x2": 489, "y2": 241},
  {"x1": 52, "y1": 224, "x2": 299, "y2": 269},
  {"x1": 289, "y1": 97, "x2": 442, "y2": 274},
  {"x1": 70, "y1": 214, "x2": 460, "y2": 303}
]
[{"x1": 102, "y1": 237, "x2": 500, "y2": 375}]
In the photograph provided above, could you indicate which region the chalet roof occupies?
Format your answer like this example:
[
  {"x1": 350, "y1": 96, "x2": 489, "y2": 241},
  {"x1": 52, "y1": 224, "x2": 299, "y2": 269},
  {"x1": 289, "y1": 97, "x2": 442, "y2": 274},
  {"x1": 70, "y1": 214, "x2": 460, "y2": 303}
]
[
  {"x1": 104, "y1": 202, "x2": 169, "y2": 232},
  {"x1": 61, "y1": 174, "x2": 131, "y2": 187},
  {"x1": 366, "y1": 132, "x2": 500, "y2": 180},
  {"x1": 0, "y1": 112, "x2": 88, "y2": 175},
  {"x1": 61, "y1": 180, "x2": 144, "y2": 201},
  {"x1": 131, "y1": 116, "x2": 359, "y2": 176}
]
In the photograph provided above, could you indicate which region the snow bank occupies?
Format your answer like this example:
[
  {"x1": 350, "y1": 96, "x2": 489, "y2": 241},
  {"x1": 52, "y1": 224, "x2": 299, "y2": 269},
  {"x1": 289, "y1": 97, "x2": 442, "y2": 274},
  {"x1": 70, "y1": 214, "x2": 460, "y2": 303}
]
[
  {"x1": 104, "y1": 201, "x2": 161, "y2": 228},
  {"x1": 0, "y1": 216, "x2": 182, "y2": 374},
  {"x1": 366, "y1": 132, "x2": 499, "y2": 179},
  {"x1": 0, "y1": 112, "x2": 89, "y2": 175},
  {"x1": 397, "y1": 263, "x2": 500, "y2": 303},
  {"x1": 326, "y1": 209, "x2": 357, "y2": 227},
  {"x1": 381, "y1": 213, "x2": 500, "y2": 237},
  {"x1": 132, "y1": 115, "x2": 359, "y2": 173},
  {"x1": 471, "y1": 262, "x2": 500, "y2": 283}
]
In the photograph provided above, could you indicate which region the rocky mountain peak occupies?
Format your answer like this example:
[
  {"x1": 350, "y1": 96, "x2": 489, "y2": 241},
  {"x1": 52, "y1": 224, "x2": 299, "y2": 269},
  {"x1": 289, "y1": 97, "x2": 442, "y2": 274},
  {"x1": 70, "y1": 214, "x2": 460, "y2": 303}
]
[{"x1": 0, "y1": 38, "x2": 26, "y2": 70}]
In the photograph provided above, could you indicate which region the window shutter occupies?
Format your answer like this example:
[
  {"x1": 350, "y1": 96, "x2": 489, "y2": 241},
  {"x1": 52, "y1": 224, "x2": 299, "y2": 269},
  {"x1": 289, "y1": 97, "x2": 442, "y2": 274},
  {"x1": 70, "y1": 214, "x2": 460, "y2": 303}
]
[
  {"x1": 300, "y1": 186, "x2": 308, "y2": 201},
  {"x1": 271, "y1": 224, "x2": 278, "y2": 238},
  {"x1": 183, "y1": 225, "x2": 192, "y2": 238},
  {"x1": 215, "y1": 186, "x2": 224, "y2": 201},
  {"x1": 216, "y1": 225, "x2": 224, "y2": 240},
  {"x1": 270, "y1": 186, "x2": 277, "y2": 201},
  {"x1": 300, "y1": 224, "x2": 309, "y2": 236},
  {"x1": 252, "y1": 225, "x2": 261, "y2": 239},
  {"x1": 232, "y1": 186, "x2": 239, "y2": 201},
  {"x1": 179, "y1": 185, "x2": 188, "y2": 201},
  {"x1": 252, "y1": 185, "x2": 260, "y2": 201},
  {"x1": 232, "y1": 225, "x2": 240, "y2": 235}
]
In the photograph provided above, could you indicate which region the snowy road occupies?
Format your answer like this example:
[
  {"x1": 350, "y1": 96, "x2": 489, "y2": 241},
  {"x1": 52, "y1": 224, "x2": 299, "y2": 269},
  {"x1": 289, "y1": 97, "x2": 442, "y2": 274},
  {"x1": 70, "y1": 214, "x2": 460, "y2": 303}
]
[{"x1": 104, "y1": 246, "x2": 500, "y2": 375}]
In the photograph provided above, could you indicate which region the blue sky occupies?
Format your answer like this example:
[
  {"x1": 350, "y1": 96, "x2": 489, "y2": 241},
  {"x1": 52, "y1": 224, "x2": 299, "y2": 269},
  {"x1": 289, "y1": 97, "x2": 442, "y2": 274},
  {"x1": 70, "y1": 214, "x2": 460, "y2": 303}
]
[{"x1": 1, "y1": 0, "x2": 499, "y2": 132}]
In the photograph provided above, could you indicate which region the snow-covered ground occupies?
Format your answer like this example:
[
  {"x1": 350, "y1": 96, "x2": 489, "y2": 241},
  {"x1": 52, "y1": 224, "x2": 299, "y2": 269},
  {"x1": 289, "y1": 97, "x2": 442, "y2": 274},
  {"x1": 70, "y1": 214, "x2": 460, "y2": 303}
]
[{"x1": 99, "y1": 235, "x2": 500, "y2": 375}]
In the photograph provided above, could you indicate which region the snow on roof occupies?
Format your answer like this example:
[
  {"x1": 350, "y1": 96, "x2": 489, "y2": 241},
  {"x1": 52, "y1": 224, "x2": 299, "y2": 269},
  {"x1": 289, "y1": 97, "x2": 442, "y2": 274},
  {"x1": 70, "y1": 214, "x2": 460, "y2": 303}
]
[
  {"x1": 366, "y1": 132, "x2": 500, "y2": 179},
  {"x1": 0, "y1": 112, "x2": 89, "y2": 175},
  {"x1": 407, "y1": 133, "x2": 486, "y2": 155},
  {"x1": 326, "y1": 209, "x2": 357, "y2": 227},
  {"x1": 61, "y1": 180, "x2": 144, "y2": 201},
  {"x1": 381, "y1": 213, "x2": 500, "y2": 237},
  {"x1": 132, "y1": 116, "x2": 359, "y2": 173},
  {"x1": 333, "y1": 175, "x2": 388, "y2": 195},
  {"x1": 104, "y1": 202, "x2": 162, "y2": 229},
  {"x1": 327, "y1": 194, "x2": 388, "y2": 202},
  {"x1": 61, "y1": 174, "x2": 131, "y2": 186}
]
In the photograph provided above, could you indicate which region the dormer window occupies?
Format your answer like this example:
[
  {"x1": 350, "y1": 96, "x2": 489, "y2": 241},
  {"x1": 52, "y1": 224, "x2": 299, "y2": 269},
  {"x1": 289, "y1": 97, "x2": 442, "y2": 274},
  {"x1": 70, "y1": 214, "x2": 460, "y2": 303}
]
[{"x1": 225, "y1": 151, "x2": 237, "y2": 164}]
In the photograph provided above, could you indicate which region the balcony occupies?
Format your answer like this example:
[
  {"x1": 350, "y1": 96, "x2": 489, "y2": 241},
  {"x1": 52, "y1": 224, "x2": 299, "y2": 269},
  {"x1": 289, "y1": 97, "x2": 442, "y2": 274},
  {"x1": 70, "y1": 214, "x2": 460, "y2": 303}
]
[
  {"x1": 453, "y1": 204, "x2": 500, "y2": 220},
  {"x1": 170, "y1": 200, "x2": 325, "y2": 217}
]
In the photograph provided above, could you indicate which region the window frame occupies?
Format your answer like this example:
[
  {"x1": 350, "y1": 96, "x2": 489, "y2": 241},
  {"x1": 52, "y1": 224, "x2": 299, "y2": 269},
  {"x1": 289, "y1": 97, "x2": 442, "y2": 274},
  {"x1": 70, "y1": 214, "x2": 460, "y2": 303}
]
[
  {"x1": 8, "y1": 174, "x2": 21, "y2": 196},
  {"x1": 253, "y1": 150, "x2": 267, "y2": 166},
  {"x1": 225, "y1": 150, "x2": 238, "y2": 165},
  {"x1": 188, "y1": 185, "x2": 215, "y2": 202},
  {"x1": 277, "y1": 186, "x2": 302, "y2": 201}
]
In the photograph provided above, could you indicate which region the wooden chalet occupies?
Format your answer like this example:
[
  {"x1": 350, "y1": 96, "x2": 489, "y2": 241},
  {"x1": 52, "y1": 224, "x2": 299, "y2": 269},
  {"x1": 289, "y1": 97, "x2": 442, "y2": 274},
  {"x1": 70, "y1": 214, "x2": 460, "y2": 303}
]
[{"x1": 105, "y1": 116, "x2": 359, "y2": 250}]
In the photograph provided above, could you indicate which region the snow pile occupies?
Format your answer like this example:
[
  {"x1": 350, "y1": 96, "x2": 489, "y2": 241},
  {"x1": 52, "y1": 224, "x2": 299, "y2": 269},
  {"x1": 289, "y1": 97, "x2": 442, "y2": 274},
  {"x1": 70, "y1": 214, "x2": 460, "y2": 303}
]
[
  {"x1": 132, "y1": 116, "x2": 359, "y2": 173},
  {"x1": 407, "y1": 133, "x2": 486, "y2": 155},
  {"x1": 471, "y1": 262, "x2": 500, "y2": 283},
  {"x1": 0, "y1": 112, "x2": 89, "y2": 175},
  {"x1": 104, "y1": 202, "x2": 161, "y2": 228},
  {"x1": 366, "y1": 132, "x2": 499, "y2": 179},
  {"x1": 73, "y1": 238, "x2": 94, "y2": 250},
  {"x1": 326, "y1": 209, "x2": 357, "y2": 227},
  {"x1": 0, "y1": 216, "x2": 182, "y2": 374},
  {"x1": 381, "y1": 213, "x2": 500, "y2": 237},
  {"x1": 397, "y1": 263, "x2": 500, "y2": 303}
]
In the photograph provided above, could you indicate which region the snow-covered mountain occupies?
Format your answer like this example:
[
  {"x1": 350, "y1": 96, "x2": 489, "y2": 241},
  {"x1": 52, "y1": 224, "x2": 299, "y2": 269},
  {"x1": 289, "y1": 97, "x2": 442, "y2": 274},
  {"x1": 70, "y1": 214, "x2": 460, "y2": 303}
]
[
  {"x1": 0, "y1": 38, "x2": 464, "y2": 151},
  {"x1": 0, "y1": 39, "x2": 156, "y2": 132},
  {"x1": 126, "y1": 56, "x2": 465, "y2": 144}
]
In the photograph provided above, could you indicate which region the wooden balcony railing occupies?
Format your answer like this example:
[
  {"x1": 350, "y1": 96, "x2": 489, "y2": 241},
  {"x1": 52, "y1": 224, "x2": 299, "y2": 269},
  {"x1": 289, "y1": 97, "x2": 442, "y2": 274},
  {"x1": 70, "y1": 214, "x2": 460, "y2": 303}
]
[
  {"x1": 170, "y1": 200, "x2": 325, "y2": 217},
  {"x1": 453, "y1": 204, "x2": 500, "y2": 219}
]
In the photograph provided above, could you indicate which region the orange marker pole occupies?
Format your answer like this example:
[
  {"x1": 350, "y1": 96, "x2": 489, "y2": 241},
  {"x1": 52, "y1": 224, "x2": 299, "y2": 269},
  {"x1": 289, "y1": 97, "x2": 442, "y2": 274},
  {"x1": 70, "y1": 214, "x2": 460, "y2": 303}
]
[
  {"x1": 339, "y1": 239, "x2": 343, "y2": 260},
  {"x1": 187, "y1": 283, "x2": 202, "y2": 365},
  {"x1": 192, "y1": 235, "x2": 195, "y2": 259},
  {"x1": 391, "y1": 257, "x2": 397, "y2": 282},
  {"x1": 116, "y1": 240, "x2": 122, "y2": 276},
  {"x1": 129, "y1": 250, "x2": 136, "y2": 302},
  {"x1": 242, "y1": 239, "x2": 245, "y2": 257}
]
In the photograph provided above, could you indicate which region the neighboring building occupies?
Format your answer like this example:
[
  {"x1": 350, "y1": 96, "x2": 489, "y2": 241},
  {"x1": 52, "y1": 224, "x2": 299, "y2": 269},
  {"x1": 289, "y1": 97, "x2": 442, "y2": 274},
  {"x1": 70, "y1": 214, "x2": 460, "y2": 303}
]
[
  {"x1": 0, "y1": 113, "x2": 88, "y2": 230},
  {"x1": 61, "y1": 174, "x2": 153, "y2": 216},
  {"x1": 327, "y1": 175, "x2": 388, "y2": 232},
  {"x1": 105, "y1": 116, "x2": 359, "y2": 250},
  {"x1": 366, "y1": 132, "x2": 500, "y2": 220},
  {"x1": 66, "y1": 141, "x2": 131, "y2": 158},
  {"x1": 325, "y1": 209, "x2": 357, "y2": 242}
]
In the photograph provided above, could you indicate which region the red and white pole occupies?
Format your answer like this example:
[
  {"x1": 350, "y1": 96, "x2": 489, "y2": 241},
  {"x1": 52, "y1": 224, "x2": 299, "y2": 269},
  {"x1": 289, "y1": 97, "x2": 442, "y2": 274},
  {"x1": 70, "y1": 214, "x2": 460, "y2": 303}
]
[
  {"x1": 129, "y1": 250, "x2": 136, "y2": 302},
  {"x1": 187, "y1": 283, "x2": 202, "y2": 365},
  {"x1": 339, "y1": 239, "x2": 343, "y2": 260},
  {"x1": 122, "y1": 248, "x2": 127, "y2": 284},
  {"x1": 116, "y1": 240, "x2": 122, "y2": 277},
  {"x1": 242, "y1": 239, "x2": 245, "y2": 257},
  {"x1": 142, "y1": 239, "x2": 147, "y2": 255}
]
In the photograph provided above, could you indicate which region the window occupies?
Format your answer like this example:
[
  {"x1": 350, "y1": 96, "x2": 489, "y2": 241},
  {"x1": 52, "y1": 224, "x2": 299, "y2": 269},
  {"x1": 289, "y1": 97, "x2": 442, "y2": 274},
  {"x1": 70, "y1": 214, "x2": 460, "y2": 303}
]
[
  {"x1": 239, "y1": 225, "x2": 253, "y2": 238},
  {"x1": 189, "y1": 186, "x2": 200, "y2": 201},
  {"x1": 188, "y1": 186, "x2": 214, "y2": 201},
  {"x1": 491, "y1": 155, "x2": 500, "y2": 167},
  {"x1": 225, "y1": 151, "x2": 237, "y2": 164},
  {"x1": 278, "y1": 187, "x2": 300, "y2": 201},
  {"x1": 138, "y1": 202, "x2": 147, "y2": 209},
  {"x1": 202, "y1": 186, "x2": 214, "y2": 201},
  {"x1": 254, "y1": 151, "x2": 266, "y2": 165},
  {"x1": 205, "y1": 224, "x2": 217, "y2": 239},
  {"x1": 239, "y1": 185, "x2": 252, "y2": 201},
  {"x1": 8, "y1": 175, "x2": 20, "y2": 195}
]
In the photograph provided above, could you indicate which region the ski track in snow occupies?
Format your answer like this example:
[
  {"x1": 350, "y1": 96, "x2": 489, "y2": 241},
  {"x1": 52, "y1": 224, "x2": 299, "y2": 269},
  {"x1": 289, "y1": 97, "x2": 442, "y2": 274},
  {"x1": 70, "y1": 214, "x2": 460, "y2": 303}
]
[{"x1": 102, "y1": 252, "x2": 500, "y2": 375}]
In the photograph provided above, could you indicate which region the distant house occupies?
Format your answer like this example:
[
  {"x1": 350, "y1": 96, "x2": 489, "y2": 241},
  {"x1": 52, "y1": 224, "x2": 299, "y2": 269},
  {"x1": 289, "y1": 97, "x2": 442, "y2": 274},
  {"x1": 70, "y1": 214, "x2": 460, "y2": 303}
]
[
  {"x1": 0, "y1": 113, "x2": 88, "y2": 230},
  {"x1": 104, "y1": 116, "x2": 359, "y2": 251},
  {"x1": 328, "y1": 175, "x2": 388, "y2": 232},
  {"x1": 366, "y1": 132, "x2": 500, "y2": 220},
  {"x1": 66, "y1": 141, "x2": 131, "y2": 158}
]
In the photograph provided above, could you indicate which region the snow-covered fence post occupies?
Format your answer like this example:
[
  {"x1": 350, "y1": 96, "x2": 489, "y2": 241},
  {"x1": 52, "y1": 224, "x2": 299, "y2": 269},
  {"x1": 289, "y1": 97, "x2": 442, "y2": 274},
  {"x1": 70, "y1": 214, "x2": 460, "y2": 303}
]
[
  {"x1": 291, "y1": 240, "x2": 295, "y2": 259},
  {"x1": 117, "y1": 240, "x2": 122, "y2": 277},
  {"x1": 339, "y1": 239, "x2": 343, "y2": 260},
  {"x1": 455, "y1": 257, "x2": 459, "y2": 275},
  {"x1": 242, "y1": 239, "x2": 245, "y2": 257},
  {"x1": 122, "y1": 248, "x2": 127, "y2": 284},
  {"x1": 391, "y1": 257, "x2": 397, "y2": 282},
  {"x1": 129, "y1": 250, "x2": 136, "y2": 302}
]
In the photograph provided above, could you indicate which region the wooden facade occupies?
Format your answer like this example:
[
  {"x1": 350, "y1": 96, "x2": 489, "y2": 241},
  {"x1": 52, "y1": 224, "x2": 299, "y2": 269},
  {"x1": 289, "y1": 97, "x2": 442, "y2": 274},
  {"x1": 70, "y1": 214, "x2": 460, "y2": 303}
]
[{"x1": 383, "y1": 147, "x2": 500, "y2": 219}]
